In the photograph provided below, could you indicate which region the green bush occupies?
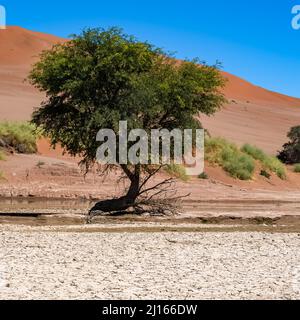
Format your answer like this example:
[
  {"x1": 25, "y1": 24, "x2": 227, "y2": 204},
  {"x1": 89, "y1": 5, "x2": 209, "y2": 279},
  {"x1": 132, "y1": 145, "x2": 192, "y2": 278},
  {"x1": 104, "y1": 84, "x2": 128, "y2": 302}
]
[
  {"x1": 294, "y1": 164, "x2": 300, "y2": 173},
  {"x1": 278, "y1": 125, "x2": 300, "y2": 164},
  {"x1": 198, "y1": 172, "x2": 209, "y2": 179},
  {"x1": 241, "y1": 144, "x2": 265, "y2": 161},
  {"x1": 241, "y1": 144, "x2": 286, "y2": 179},
  {"x1": 165, "y1": 164, "x2": 189, "y2": 182},
  {"x1": 0, "y1": 122, "x2": 40, "y2": 154},
  {"x1": 260, "y1": 170, "x2": 271, "y2": 179},
  {"x1": 222, "y1": 153, "x2": 255, "y2": 180},
  {"x1": 205, "y1": 138, "x2": 255, "y2": 180}
]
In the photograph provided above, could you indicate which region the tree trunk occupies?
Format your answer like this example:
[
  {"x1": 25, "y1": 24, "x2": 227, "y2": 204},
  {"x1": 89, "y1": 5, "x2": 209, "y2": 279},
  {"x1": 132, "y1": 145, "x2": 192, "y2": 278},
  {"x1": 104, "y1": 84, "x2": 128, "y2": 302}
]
[
  {"x1": 124, "y1": 167, "x2": 140, "y2": 204},
  {"x1": 88, "y1": 165, "x2": 140, "y2": 215}
]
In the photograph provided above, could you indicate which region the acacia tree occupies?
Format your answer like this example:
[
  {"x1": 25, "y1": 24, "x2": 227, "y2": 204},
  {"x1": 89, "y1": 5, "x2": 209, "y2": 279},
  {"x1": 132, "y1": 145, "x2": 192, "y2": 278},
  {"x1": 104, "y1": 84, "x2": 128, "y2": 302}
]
[
  {"x1": 29, "y1": 27, "x2": 225, "y2": 217},
  {"x1": 278, "y1": 126, "x2": 300, "y2": 164}
]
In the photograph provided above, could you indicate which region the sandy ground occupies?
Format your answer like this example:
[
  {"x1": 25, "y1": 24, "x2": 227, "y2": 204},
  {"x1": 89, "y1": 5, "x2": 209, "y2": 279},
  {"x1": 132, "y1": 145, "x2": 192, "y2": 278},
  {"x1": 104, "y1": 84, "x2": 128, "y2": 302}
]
[
  {"x1": 1, "y1": 152, "x2": 300, "y2": 204},
  {"x1": 0, "y1": 224, "x2": 300, "y2": 300}
]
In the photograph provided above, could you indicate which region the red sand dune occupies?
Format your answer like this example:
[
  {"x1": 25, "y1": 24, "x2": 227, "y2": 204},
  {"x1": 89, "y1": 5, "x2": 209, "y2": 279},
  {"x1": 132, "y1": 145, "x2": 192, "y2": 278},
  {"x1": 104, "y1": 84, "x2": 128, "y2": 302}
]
[
  {"x1": 0, "y1": 26, "x2": 64, "y2": 120},
  {"x1": 0, "y1": 26, "x2": 64, "y2": 66},
  {"x1": 0, "y1": 26, "x2": 300, "y2": 154},
  {"x1": 221, "y1": 71, "x2": 300, "y2": 106},
  {"x1": 201, "y1": 72, "x2": 300, "y2": 154}
]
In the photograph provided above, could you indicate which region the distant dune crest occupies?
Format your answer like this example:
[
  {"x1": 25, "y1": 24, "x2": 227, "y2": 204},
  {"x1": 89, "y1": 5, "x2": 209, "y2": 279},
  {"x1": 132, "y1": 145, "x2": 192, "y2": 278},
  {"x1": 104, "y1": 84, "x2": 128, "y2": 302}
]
[{"x1": 0, "y1": 26, "x2": 64, "y2": 66}]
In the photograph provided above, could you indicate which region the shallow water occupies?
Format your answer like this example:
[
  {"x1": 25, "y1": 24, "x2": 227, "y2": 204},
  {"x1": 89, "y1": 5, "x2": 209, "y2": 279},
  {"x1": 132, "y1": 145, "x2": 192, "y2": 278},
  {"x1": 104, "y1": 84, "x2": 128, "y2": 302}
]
[
  {"x1": 1, "y1": 197, "x2": 300, "y2": 215},
  {"x1": 0, "y1": 197, "x2": 92, "y2": 211},
  {"x1": 0, "y1": 197, "x2": 300, "y2": 232}
]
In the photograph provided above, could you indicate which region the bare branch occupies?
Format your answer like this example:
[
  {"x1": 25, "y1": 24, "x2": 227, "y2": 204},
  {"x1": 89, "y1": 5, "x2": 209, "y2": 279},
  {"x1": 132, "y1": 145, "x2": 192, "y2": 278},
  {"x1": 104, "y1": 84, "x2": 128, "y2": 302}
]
[
  {"x1": 138, "y1": 177, "x2": 175, "y2": 197},
  {"x1": 138, "y1": 164, "x2": 165, "y2": 192}
]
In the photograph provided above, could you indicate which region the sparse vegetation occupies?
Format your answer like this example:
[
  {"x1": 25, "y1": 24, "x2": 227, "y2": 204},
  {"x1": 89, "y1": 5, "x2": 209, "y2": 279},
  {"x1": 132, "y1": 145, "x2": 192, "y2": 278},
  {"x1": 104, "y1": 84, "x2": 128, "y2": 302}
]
[
  {"x1": 278, "y1": 126, "x2": 300, "y2": 164},
  {"x1": 0, "y1": 121, "x2": 40, "y2": 154},
  {"x1": 260, "y1": 170, "x2": 271, "y2": 179},
  {"x1": 205, "y1": 137, "x2": 255, "y2": 180},
  {"x1": 242, "y1": 144, "x2": 286, "y2": 179},
  {"x1": 205, "y1": 138, "x2": 288, "y2": 181},
  {"x1": 165, "y1": 164, "x2": 189, "y2": 182},
  {"x1": 294, "y1": 164, "x2": 300, "y2": 173},
  {"x1": 198, "y1": 172, "x2": 209, "y2": 179}
]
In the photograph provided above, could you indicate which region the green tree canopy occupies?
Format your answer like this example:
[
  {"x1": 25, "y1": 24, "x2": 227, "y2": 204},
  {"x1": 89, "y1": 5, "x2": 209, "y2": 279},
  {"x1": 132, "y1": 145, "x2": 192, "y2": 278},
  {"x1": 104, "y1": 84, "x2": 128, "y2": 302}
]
[{"x1": 278, "y1": 125, "x2": 300, "y2": 164}]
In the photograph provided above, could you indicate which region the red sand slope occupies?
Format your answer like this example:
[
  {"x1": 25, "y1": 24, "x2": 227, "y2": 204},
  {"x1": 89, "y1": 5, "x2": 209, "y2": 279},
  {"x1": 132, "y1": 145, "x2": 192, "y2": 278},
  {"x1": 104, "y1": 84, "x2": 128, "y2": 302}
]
[
  {"x1": 201, "y1": 72, "x2": 300, "y2": 154},
  {"x1": 0, "y1": 26, "x2": 64, "y2": 66},
  {"x1": 0, "y1": 26, "x2": 299, "y2": 154},
  {"x1": 0, "y1": 26, "x2": 64, "y2": 120}
]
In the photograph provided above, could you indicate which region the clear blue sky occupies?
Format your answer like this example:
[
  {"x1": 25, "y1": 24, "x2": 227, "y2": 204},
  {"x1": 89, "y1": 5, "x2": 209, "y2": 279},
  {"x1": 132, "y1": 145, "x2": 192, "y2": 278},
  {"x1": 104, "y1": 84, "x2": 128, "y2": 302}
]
[{"x1": 2, "y1": 0, "x2": 300, "y2": 97}]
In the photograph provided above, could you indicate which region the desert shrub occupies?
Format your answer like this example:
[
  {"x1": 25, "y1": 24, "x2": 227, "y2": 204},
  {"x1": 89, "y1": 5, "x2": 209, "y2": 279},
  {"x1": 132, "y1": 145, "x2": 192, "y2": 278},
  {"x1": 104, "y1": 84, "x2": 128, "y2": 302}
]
[
  {"x1": 278, "y1": 126, "x2": 300, "y2": 164},
  {"x1": 222, "y1": 153, "x2": 255, "y2": 180},
  {"x1": 260, "y1": 170, "x2": 271, "y2": 179},
  {"x1": 294, "y1": 164, "x2": 300, "y2": 173},
  {"x1": 205, "y1": 137, "x2": 255, "y2": 180},
  {"x1": 165, "y1": 164, "x2": 189, "y2": 181},
  {"x1": 266, "y1": 157, "x2": 286, "y2": 179},
  {"x1": 0, "y1": 122, "x2": 40, "y2": 154},
  {"x1": 198, "y1": 172, "x2": 209, "y2": 179},
  {"x1": 241, "y1": 144, "x2": 265, "y2": 161},
  {"x1": 242, "y1": 144, "x2": 286, "y2": 179}
]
